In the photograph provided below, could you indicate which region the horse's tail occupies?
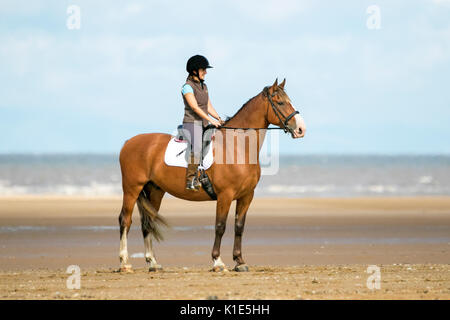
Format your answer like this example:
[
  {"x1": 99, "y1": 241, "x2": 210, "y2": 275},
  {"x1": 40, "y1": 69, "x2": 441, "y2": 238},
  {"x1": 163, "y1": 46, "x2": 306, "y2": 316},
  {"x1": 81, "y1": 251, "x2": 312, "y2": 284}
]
[{"x1": 136, "y1": 190, "x2": 168, "y2": 242}]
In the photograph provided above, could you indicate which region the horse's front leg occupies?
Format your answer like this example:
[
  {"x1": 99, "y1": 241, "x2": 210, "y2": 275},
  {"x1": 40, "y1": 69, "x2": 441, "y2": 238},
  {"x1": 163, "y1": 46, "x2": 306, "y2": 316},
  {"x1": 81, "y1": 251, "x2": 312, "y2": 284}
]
[
  {"x1": 233, "y1": 191, "x2": 254, "y2": 272},
  {"x1": 211, "y1": 192, "x2": 233, "y2": 272}
]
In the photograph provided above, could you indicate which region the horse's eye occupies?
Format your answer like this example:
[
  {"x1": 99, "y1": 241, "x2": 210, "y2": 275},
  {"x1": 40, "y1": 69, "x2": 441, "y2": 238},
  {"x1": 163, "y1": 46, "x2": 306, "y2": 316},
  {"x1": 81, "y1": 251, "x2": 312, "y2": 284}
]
[{"x1": 277, "y1": 101, "x2": 284, "y2": 106}]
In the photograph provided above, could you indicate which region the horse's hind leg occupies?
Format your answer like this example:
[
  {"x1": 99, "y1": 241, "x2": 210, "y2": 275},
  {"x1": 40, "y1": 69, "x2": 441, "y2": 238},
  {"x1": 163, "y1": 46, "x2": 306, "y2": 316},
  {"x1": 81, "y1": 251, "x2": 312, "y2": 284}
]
[
  {"x1": 140, "y1": 183, "x2": 165, "y2": 271},
  {"x1": 118, "y1": 186, "x2": 141, "y2": 272}
]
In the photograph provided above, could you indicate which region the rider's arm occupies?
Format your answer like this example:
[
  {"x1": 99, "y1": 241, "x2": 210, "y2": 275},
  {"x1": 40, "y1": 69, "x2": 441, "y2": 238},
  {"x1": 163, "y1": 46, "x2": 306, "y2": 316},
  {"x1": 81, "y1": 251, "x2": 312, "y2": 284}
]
[{"x1": 207, "y1": 99, "x2": 222, "y2": 122}]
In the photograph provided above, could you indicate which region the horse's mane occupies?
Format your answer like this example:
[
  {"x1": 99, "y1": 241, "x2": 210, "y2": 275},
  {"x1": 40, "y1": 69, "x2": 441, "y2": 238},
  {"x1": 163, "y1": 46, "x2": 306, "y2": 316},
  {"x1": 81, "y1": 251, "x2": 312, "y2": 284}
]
[
  {"x1": 223, "y1": 94, "x2": 260, "y2": 124},
  {"x1": 223, "y1": 86, "x2": 288, "y2": 124}
]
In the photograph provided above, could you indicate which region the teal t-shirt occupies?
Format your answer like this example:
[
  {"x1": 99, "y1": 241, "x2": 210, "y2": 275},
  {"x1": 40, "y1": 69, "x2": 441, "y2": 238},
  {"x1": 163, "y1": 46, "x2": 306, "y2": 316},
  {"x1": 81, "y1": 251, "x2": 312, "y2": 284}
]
[{"x1": 181, "y1": 84, "x2": 194, "y2": 95}]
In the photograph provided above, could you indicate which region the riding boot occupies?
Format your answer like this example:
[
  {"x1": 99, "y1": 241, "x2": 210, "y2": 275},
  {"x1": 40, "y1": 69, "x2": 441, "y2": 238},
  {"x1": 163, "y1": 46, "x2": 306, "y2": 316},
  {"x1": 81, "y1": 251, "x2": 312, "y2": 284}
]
[{"x1": 185, "y1": 154, "x2": 202, "y2": 191}]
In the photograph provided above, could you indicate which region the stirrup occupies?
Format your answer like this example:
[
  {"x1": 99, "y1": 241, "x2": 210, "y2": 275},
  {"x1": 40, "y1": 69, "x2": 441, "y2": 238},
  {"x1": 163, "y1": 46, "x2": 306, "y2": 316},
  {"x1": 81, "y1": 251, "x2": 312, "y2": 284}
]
[
  {"x1": 186, "y1": 179, "x2": 201, "y2": 191},
  {"x1": 194, "y1": 176, "x2": 202, "y2": 189}
]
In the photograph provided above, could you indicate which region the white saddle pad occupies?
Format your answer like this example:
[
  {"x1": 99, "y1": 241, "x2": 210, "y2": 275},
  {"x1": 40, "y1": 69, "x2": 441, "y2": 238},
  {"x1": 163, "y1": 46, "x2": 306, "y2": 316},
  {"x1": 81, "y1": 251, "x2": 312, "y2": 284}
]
[{"x1": 164, "y1": 137, "x2": 214, "y2": 170}]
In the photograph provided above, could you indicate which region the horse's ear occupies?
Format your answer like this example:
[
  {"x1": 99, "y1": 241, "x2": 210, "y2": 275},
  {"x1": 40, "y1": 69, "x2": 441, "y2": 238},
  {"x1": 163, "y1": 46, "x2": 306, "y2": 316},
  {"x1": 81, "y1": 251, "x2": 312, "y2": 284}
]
[
  {"x1": 279, "y1": 78, "x2": 286, "y2": 90},
  {"x1": 269, "y1": 78, "x2": 278, "y2": 94}
]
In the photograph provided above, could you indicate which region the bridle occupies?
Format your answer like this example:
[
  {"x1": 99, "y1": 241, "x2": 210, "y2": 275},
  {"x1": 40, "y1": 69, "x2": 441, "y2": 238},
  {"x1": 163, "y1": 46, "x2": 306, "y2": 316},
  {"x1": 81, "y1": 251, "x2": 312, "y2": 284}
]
[{"x1": 263, "y1": 86, "x2": 299, "y2": 134}]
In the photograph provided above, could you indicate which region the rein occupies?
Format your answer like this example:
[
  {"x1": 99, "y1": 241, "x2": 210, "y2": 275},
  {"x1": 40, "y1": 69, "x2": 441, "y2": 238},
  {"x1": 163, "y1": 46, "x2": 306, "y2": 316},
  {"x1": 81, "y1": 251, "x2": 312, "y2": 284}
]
[
  {"x1": 218, "y1": 126, "x2": 283, "y2": 130},
  {"x1": 208, "y1": 87, "x2": 300, "y2": 133}
]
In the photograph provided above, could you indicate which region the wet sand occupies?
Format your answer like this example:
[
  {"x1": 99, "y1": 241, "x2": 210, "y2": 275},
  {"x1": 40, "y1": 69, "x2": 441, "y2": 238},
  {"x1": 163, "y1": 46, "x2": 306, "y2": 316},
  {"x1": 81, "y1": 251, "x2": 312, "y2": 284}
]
[{"x1": 0, "y1": 196, "x2": 449, "y2": 299}]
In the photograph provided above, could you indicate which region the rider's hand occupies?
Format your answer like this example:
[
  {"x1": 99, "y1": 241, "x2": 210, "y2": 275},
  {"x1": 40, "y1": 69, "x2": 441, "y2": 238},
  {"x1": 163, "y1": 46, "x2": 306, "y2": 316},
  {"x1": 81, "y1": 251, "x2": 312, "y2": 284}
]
[
  {"x1": 211, "y1": 119, "x2": 221, "y2": 128},
  {"x1": 219, "y1": 118, "x2": 226, "y2": 126}
]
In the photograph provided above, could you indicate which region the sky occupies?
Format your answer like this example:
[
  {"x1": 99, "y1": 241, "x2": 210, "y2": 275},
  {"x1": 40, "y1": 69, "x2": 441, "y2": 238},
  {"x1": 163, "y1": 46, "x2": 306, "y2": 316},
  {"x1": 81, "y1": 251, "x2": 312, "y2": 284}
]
[{"x1": 0, "y1": 0, "x2": 449, "y2": 154}]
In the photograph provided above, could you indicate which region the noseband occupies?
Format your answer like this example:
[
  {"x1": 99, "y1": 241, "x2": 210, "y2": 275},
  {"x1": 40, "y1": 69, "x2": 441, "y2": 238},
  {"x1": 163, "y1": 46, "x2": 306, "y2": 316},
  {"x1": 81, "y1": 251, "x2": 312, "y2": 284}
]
[{"x1": 263, "y1": 87, "x2": 299, "y2": 134}]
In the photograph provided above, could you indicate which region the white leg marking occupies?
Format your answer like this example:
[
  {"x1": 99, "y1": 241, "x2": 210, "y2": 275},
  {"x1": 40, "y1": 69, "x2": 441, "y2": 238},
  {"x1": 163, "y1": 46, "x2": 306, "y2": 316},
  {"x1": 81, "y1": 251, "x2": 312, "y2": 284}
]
[
  {"x1": 144, "y1": 235, "x2": 159, "y2": 265},
  {"x1": 144, "y1": 234, "x2": 162, "y2": 271},
  {"x1": 119, "y1": 230, "x2": 129, "y2": 267},
  {"x1": 213, "y1": 257, "x2": 225, "y2": 268},
  {"x1": 212, "y1": 256, "x2": 228, "y2": 272}
]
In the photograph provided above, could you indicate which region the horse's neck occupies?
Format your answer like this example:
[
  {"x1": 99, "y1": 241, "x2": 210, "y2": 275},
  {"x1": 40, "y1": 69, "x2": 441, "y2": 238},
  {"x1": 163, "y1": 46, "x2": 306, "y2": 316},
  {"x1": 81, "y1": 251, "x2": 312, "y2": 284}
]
[
  {"x1": 224, "y1": 93, "x2": 269, "y2": 154},
  {"x1": 225, "y1": 94, "x2": 268, "y2": 129}
]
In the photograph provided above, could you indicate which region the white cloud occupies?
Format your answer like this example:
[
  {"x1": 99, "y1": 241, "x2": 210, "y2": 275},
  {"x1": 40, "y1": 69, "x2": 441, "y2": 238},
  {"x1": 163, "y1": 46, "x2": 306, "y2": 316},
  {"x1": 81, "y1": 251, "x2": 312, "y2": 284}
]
[
  {"x1": 0, "y1": 0, "x2": 45, "y2": 14},
  {"x1": 431, "y1": 0, "x2": 450, "y2": 6},
  {"x1": 0, "y1": 33, "x2": 53, "y2": 76},
  {"x1": 125, "y1": 3, "x2": 143, "y2": 15},
  {"x1": 304, "y1": 35, "x2": 352, "y2": 54},
  {"x1": 230, "y1": 0, "x2": 313, "y2": 22}
]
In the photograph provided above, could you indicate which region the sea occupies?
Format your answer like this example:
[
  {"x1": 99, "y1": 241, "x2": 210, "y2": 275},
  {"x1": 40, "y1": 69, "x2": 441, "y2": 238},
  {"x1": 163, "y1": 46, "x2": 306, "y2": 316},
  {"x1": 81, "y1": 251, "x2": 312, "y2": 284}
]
[{"x1": 0, "y1": 154, "x2": 449, "y2": 198}]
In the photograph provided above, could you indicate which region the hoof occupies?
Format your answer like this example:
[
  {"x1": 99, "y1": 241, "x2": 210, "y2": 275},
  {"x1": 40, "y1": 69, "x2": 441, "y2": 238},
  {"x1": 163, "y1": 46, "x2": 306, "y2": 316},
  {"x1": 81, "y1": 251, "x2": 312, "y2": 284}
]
[
  {"x1": 148, "y1": 264, "x2": 163, "y2": 272},
  {"x1": 234, "y1": 264, "x2": 249, "y2": 272},
  {"x1": 119, "y1": 265, "x2": 133, "y2": 273},
  {"x1": 211, "y1": 265, "x2": 228, "y2": 273}
]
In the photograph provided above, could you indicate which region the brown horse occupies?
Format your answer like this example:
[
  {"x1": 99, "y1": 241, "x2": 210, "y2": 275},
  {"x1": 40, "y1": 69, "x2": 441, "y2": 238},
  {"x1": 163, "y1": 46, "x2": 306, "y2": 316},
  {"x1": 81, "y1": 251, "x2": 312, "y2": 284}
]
[{"x1": 118, "y1": 78, "x2": 305, "y2": 272}]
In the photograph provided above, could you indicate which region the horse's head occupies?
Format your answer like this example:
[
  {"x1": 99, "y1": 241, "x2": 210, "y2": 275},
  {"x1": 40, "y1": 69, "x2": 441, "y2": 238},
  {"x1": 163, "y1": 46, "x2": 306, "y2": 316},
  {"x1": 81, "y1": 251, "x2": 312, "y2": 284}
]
[{"x1": 264, "y1": 78, "x2": 305, "y2": 139}]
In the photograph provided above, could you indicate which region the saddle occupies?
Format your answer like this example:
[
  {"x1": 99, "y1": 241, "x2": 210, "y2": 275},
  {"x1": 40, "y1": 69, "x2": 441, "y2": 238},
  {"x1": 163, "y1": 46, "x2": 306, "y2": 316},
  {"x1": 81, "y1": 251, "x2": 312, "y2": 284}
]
[
  {"x1": 164, "y1": 124, "x2": 217, "y2": 199},
  {"x1": 164, "y1": 125, "x2": 215, "y2": 169}
]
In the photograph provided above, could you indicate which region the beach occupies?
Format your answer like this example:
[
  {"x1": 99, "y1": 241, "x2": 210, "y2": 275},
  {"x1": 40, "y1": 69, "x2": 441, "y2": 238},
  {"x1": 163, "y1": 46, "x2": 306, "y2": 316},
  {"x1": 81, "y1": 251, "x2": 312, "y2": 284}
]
[{"x1": 0, "y1": 196, "x2": 449, "y2": 299}]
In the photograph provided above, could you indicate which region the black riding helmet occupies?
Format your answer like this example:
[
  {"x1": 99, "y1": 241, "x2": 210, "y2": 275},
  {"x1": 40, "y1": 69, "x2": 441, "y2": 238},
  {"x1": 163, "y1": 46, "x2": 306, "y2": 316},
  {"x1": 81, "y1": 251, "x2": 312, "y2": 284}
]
[
  {"x1": 186, "y1": 55, "x2": 212, "y2": 89},
  {"x1": 186, "y1": 55, "x2": 213, "y2": 78}
]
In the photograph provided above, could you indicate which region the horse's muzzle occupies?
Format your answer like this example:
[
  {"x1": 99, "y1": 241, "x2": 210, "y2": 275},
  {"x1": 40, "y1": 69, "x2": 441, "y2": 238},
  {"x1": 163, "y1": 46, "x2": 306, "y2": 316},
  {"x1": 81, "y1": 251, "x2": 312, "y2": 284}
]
[
  {"x1": 289, "y1": 113, "x2": 305, "y2": 139},
  {"x1": 291, "y1": 127, "x2": 305, "y2": 139}
]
